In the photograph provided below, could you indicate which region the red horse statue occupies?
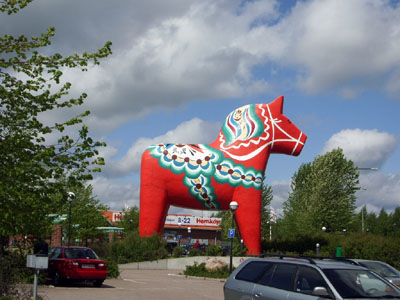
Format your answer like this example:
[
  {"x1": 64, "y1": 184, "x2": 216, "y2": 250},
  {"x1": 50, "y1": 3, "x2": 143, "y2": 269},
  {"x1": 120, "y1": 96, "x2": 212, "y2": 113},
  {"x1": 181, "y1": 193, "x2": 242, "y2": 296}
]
[{"x1": 139, "y1": 96, "x2": 307, "y2": 254}]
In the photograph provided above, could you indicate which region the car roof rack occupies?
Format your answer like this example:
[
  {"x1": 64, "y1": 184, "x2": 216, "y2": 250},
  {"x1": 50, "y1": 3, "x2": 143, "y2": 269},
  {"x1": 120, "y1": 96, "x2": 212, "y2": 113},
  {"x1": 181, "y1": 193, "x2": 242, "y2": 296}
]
[
  {"x1": 259, "y1": 254, "x2": 361, "y2": 266},
  {"x1": 322, "y1": 257, "x2": 358, "y2": 265},
  {"x1": 299, "y1": 255, "x2": 359, "y2": 265},
  {"x1": 259, "y1": 253, "x2": 317, "y2": 265}
]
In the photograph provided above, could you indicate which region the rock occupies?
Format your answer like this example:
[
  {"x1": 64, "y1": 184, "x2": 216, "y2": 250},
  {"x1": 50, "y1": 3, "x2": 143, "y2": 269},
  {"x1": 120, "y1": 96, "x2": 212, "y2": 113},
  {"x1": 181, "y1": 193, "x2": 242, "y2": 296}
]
[{"x1": 205, "y1": 257, "x2": 227, "y2": 271}]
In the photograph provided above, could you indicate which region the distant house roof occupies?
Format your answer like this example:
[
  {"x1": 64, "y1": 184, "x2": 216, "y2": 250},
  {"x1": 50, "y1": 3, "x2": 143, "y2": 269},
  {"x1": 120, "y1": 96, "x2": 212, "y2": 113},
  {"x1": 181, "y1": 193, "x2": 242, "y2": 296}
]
[{"x1": 102, "y1": 211, "x2": 124, "y2": 225}]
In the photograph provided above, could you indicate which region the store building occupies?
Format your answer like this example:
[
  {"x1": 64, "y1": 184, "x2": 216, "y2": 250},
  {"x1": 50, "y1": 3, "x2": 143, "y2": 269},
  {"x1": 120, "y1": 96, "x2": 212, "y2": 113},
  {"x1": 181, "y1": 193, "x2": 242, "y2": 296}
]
[{"x1": 163, "y1": 214, "x2": 222, "y2": 246}]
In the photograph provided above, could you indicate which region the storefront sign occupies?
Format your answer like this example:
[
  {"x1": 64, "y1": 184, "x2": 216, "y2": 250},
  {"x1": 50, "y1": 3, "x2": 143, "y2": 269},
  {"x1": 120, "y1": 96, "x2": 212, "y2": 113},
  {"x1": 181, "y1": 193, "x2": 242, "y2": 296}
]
[
  {"x1": 112, "y1": 212, "x2": 124, "y2": 222},
  {"x1": 165, "y1": 215, "x2": 221, "y2": 227}
]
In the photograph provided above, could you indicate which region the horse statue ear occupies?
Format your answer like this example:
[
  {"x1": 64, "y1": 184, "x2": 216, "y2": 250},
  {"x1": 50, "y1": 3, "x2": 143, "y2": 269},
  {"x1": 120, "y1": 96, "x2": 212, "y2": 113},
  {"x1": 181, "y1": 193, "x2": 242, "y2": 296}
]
[{"x1": 268, "y1": 95, "x2": 284, "y2": 114}]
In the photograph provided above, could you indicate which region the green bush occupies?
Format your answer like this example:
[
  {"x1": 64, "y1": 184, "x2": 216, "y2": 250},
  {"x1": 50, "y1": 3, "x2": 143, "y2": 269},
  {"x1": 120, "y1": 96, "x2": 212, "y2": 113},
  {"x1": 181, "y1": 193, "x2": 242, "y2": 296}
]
[
  {"x1": 90, "y1": 240, "x2": 111, "y2": 259},
  {"x1": 260, "y1": 233, "x2": 400, "y2": 270},
  {"x1": 262, "y1": 234, "x2": 329, "y2": 255},
  {"x1": 206, "y1": 245, "x2": 223, "y2": 256},
  {"x1": 172, "y1": 246, "x2": 184, "y2": 258},
  {"x1": 339, "y1": 233, "x2": 400, "y2": 268},
  {"x1": 184, "y1": 262, "x2": 230, "y2": 278},
  {"x1": 110, "y1": 231, "x2": 168, "y2": 263},
  {"x1": 232, "y1": 243, "x2": 247, "y2": 256},
  {"x1": 188, "y1": 248, "x2": 203, "y2": 257},
  {"x1": 0, "y1": 249, "x2": 42, "y2": 299},
  {"x1": 104, "y1": 259, "x2": 119, "y2": 278}
]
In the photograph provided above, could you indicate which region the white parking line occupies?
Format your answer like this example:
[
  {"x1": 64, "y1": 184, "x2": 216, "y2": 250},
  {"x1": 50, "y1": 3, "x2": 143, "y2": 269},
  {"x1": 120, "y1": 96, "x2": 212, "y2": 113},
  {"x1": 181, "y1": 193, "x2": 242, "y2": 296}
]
[{"x1": 122, "y1": 278, "x2": 146, "y2": 284}]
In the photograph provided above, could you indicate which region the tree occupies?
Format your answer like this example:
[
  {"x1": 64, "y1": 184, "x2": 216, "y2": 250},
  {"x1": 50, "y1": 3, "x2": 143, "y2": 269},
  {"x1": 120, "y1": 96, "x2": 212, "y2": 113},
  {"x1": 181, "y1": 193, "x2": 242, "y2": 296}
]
[
  {"x1": 260, "y1": 183, "x2": 273, "y2": 240},
  {"x1": 375, "y1": 209, "x2": 392, "y2": 236},
  {"x1": 54, "y1": 183, "x2": 110, "y2": 246},
  {"x1": 351, "y1": 205, "x2": 368, "y2": 233},
  {"x1": 281, "y1": 148, "x2": 359, "y2": 236},
  {"x1": 0, "y1": 0, "x2": 112, "y2": 243},
  {"x1": 119, "y1": 206, "x2": 140, "y2": 233},
  {"x1": 213, "y1": 210, "x2": 233, "y2": 242},
  {"x1": 364, "y1": 211, "x2": 378, "y2": 233}
]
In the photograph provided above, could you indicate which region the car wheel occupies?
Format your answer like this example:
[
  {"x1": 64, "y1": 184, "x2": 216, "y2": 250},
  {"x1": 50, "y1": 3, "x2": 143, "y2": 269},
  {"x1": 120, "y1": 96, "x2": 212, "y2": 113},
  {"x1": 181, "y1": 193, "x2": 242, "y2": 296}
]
[
  {"x1": 53, "y1": 271, "x2": 63, "y2": 286},
  {"x1": 94, "y1": 280, "x2": 103, "y2": 287}
]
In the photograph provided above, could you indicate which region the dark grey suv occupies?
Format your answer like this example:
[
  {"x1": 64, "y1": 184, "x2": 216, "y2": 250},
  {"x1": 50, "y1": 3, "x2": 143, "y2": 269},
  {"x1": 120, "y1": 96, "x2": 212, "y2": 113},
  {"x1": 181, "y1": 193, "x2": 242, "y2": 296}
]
[
  {"x1": 223, "y1": 256, "x2": 400, "y2": 299},
  {"x1": 336, "y1": 258, "x2": 400, "y2": 288}
]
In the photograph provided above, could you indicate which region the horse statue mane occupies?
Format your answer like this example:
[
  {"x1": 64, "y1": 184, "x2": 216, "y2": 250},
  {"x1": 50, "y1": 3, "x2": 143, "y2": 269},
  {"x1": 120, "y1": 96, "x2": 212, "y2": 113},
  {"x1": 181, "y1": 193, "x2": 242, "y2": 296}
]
[{"x1": 139, "y1": 96, "x2": 307, "y2": 254}]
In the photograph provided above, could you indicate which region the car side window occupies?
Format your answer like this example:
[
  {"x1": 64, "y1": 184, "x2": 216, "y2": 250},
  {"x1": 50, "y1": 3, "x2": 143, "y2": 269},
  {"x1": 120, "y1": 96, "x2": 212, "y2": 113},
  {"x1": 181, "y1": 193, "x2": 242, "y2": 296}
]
[
  {"x1": 295, "y1": 266, "x2": 329, "y2": 295},
  {"x1": 257, "y1": 263, "x2": 275, "y2": 285},
  {"x1": 235, "y1": 261, "x2": 273, "y2": 283},
  {"x1": 49, "y1": 247, "x2": 61, "y2": 259},
  {"x1": 269, "y1": 263, "x2": 297, "y2": 291}
]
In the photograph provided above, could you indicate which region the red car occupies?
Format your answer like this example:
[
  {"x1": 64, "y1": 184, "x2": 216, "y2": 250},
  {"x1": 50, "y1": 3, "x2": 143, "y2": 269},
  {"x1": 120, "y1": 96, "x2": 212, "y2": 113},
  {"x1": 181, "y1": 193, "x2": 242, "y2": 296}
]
[{"x1": 47, "y1": 246, "x2": 107, "y2": 287}]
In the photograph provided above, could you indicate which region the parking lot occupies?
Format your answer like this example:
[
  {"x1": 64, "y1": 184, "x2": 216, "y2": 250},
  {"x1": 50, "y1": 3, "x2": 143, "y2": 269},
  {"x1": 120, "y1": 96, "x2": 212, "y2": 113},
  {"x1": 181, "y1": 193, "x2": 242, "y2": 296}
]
[{"x1": 38, "y1": 269, "x2": 225, "y2": 300}]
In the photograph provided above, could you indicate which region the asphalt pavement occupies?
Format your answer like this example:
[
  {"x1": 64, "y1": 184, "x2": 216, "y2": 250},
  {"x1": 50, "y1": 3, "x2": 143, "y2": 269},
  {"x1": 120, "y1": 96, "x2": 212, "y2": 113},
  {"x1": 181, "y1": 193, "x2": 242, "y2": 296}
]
[{"x1": 38, "y1": 269, "x2": 226, "y2": 300}]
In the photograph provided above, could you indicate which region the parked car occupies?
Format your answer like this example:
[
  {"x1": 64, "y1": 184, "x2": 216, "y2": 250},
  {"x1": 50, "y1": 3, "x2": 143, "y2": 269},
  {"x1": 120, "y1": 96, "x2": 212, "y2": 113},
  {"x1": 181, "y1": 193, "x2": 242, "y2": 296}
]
[
  {"x1": 181, "y1": 244, "x2": 193, "y2": 255},
  {"x1": 47, "y1": 246, "x2": 107, "y2": 287},
  {"x1": 165, "y1": 241, "x2": 178, "y2": 253},
  {"x1": 223, "y1": 255, "x2": 400, "y2": 300},
  {"x1": 336, "y1": 258, "x2": 400, "y2": 288}
]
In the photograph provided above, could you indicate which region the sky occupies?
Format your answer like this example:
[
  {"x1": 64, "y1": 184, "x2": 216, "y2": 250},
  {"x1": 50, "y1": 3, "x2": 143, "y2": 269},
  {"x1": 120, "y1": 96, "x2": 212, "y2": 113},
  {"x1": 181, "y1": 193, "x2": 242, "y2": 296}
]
[{"x1": 2, "y1": 0, "x2": 400, "y2": 218}]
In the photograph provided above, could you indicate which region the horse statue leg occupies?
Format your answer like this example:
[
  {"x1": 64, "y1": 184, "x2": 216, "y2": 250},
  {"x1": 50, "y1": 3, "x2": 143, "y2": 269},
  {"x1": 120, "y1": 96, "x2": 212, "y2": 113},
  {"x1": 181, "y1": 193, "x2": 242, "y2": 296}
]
[
  {"x1": 139, "y1": 155, "x2": 169, "y2": 237},
  {"x1": 233, "y1": 188, "x2": 262, "y2": 255}
]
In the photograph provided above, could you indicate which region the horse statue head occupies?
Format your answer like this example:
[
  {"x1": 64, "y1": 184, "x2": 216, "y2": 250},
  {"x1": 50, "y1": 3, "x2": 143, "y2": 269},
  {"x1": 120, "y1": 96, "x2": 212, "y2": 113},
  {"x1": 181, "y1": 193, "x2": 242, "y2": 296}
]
[{"x1": 211, "y1": 95, "x2": 306, "y2": 169}]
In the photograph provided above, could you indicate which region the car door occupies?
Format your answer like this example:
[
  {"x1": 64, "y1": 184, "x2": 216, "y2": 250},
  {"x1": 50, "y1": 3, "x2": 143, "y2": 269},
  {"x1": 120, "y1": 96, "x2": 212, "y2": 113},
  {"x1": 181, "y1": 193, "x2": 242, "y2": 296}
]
[
  {"x1": 288, "y1": 266, "x2": 333, "y2": 300},
  {"x1": 48, "y1": 247, "x2": 62, "y2": 277},
  {"x1": 253, "y1": 263, "x2": 296, "y2": 300},
  {"x1": 225, "y1": 261, "x2": 274, "y2": 300}
]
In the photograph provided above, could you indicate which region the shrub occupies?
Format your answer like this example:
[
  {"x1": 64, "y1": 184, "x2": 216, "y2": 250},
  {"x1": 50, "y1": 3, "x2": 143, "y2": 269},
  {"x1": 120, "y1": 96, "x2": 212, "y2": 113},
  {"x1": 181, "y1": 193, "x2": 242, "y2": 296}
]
[
  {"x1": 90, "y1": 240, "x2": 111, "y2": 259},
  {"x1": 184, "y1": 262, "x2": 230, "y2": 278},
  {"x1": 106, "y1": 259, "x2": 120, "y2": 278},
  {"x1": 0, "y1": 249, "x2": 43, "y2": 299},
  {"x1": 110, "y1": 231, "x2": 168, "y2": 263},
  {"x1": 232, "y1": 243, "x2": 247, "y2": 256},
  {"x1": 260, "y1": 233, "x2": 400, "y2": 271},
  {"x1": 172, "y1": 246, "x2": 184, "y2": 258},
  {"x1": 188, "y1": 248, "x2": 202, "y2": 257},
  {"x1": 206, "y1": 245, "x2": 223, "y2": 256}
]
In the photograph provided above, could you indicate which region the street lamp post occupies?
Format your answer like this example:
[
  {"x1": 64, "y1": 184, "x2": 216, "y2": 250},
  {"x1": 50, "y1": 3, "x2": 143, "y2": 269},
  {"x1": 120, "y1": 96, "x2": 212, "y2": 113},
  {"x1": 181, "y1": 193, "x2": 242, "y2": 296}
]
[
  {"x1": 85, "y1": 210, "x2": 89, "y2": 247},
  {"x1": 229, "y1": 201, "x2": 239, "y2": 274},
  {"x1": 178, "y1": 222, "x2": 182, "y2": 246},
  {"x1": 357, "y1": 167, "x2": 378, "y2": 232},
  {"x1": 67, "y1": 192, "x2": 75, "y2": 247}
]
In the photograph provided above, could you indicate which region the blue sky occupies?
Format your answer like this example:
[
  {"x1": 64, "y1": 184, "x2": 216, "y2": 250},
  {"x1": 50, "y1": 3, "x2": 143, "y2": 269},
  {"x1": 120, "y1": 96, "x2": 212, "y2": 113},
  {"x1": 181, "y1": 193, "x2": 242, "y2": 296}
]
[{"x1": 2, "y1": 0, "x2": 399, "y2": 217}]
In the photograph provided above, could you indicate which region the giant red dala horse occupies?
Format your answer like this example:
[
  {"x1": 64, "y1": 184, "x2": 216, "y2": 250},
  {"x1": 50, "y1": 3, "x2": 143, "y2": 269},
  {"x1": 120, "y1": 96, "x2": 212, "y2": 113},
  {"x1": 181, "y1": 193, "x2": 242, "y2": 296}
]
[{"x1": 139, "y1": 96, "x2": 307, "y2": 254}]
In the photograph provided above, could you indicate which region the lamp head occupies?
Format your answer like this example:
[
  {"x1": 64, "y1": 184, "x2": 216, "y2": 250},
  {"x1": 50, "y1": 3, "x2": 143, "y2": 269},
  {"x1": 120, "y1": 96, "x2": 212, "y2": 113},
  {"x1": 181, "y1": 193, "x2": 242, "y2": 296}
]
[
  {"x1": 67, "y1": 192, "x2": 75, "y2": 202},
  {"x1": 229, "y1": 201, "x2": 239, "y2": 211}
]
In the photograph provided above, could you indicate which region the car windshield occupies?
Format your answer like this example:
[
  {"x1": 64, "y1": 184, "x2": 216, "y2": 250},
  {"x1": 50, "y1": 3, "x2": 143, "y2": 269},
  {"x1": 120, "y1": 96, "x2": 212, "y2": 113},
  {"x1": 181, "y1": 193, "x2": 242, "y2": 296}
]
[
  {"x1": 65, "y1": 248, "x2": 98, "y2": 259},
  {"x1": 359, "y1": 261, "x2": 400, "y2": 278},
  {"x1": 323, "y1": 268, "x2": 400, "y2": 299}
]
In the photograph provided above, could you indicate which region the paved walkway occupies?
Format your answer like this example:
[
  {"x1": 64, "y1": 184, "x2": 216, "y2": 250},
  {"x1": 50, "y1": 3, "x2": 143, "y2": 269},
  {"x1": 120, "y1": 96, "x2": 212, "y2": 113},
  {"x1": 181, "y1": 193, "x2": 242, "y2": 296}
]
[{"x1": 38, "y1": 269, "x2": 225, "y2": 300}]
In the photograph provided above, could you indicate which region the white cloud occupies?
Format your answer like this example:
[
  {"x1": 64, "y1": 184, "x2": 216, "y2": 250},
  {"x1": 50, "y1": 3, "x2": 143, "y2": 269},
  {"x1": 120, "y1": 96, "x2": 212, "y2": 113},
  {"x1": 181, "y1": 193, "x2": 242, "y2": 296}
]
[
  {"x1": 270, "y1": 179, "x2": 292, "y2": 217},
  {"x1": 60, "y1": 0, "x2": 280, "y2": 133},
  {"x1": 4, "y1": 0, "x2": 400, "y2": 134},
  {"x1": 282, "y1": 0, "x2": 400, "y2": 94},
  {"x1": 68, "y1": 0, "x2": 400, "y2": 132},
  {"x1": 101, "y1": 118, "x2": 221, "y2": 178},
  {"x1": 321, "y1": 129, "x2": 399, "y2": 168},
  {"x1": 91, "y1": 177, "x2": 140, "y2": 211},
  {"x1": 356, "y1": 171, "x2": 400, "y2": 213}
]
